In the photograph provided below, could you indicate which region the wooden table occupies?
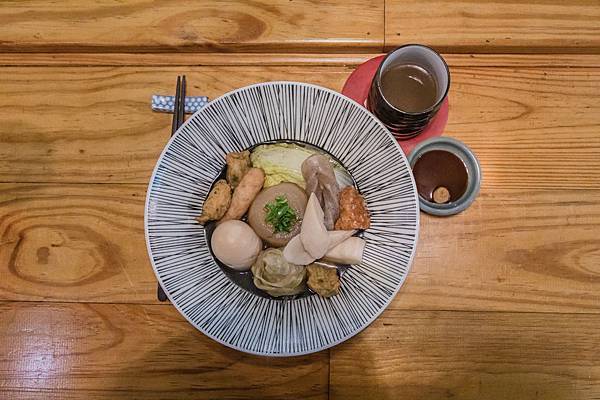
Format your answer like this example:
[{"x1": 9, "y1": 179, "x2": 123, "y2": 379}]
[{"x1": 1, "y1": 2, "x2": 599, "y2": 399}]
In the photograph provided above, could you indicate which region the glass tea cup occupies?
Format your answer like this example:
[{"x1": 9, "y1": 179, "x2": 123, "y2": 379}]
[{"x1": 367, "y1": 44, "x2": 450, "y2": 139}]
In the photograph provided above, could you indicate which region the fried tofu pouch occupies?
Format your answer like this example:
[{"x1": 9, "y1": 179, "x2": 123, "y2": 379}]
[
  {"x1": 226, "y1": 150, "x2": 252, "y2": 189},
  {"x1": 197, "y1": 179, "x2": 232, "y2": 224}
]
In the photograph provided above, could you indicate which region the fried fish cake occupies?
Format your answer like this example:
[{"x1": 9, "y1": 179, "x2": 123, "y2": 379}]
[
  {"x1": 197, "y1": 179, "x2": 232, "y2": 224},
  {"x1": 226, "y1": 150, "x2": 252, "y2": 189},
  {"x1": 307, "y1": 262, "x2": 340, "y2": 298},
  {"x1": 334, "y1": 186, "x2": 370, "y2": 230}
]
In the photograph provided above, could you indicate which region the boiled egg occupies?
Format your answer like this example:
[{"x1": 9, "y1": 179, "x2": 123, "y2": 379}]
[{"x1": 211, "y1": 220, "x2": 262, "y2": 271}]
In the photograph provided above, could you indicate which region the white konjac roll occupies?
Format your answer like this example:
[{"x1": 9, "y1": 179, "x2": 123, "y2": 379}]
[
  {"x1": 324, "y1": 236, "x2": 365, "y2": 265},
  {"x1": 284, "y1": 230, "x2": 356, "y2": 266},
  {"x1": 211, "y1": 220, "x2": 262, "y2": 271},
  {"x1": 283, "y1": 234, "x2": 315, "y2": 265},
  {"x1": 327, "y1": 230, "x2": 356, "y2": 250},
  {"x1": 300, "y1": 193, "x2": 330, "y2": 259}
]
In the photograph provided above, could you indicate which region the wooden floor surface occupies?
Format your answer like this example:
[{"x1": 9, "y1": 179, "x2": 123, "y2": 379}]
[{"x1": 1, "y1": 1, "x2": 599, "y2": 399}]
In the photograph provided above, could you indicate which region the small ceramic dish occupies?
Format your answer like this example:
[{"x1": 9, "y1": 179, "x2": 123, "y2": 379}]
[{"x1": 407, "y1": 137, "x2": 481, "y2": 216}]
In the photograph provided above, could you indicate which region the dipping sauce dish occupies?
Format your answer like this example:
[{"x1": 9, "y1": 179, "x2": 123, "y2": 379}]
[{"x1": 407, "y1": 137, "x2": 481, "y2": 216}]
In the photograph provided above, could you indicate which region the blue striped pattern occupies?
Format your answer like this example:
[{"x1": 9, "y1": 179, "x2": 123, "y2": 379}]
[{"x1": 145, "y1": 82, "x2": 419, "y2": 356}]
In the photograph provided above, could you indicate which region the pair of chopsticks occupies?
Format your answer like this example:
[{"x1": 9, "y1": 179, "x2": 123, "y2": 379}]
[
  {"x1": 157, "y1": 75, "x2": 187, "y2": 302},
  {"x1": 171, "y1": 75, "x2": 187, "y2": 135}
]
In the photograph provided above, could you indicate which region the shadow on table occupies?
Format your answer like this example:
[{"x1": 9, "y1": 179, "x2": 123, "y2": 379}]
[
  {"x1": 106, "y1": 319, "x2": 329, "y2": 400},
  {"x1": 329, "y1": 308, "x2": 575, "y2": 400}
]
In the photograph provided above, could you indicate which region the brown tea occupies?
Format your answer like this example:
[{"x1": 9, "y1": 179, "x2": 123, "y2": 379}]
[{"x1": 380, "y1": 64, "x2": 438, "y2": 113}]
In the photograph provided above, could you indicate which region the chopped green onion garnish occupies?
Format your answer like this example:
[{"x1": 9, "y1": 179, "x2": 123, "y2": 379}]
[{"x1": 264, "y1": 196, "x2": 297, "y2": 234}]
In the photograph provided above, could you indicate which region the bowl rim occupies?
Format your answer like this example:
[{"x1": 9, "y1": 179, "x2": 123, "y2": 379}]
[{"x1": 144, "y1": 81, "x2": 420, "y2": 356}]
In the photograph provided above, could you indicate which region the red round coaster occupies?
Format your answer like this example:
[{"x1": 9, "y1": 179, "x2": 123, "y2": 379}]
[{"x1": 341, "y1": 55, "x2": 449, "y2": 155}]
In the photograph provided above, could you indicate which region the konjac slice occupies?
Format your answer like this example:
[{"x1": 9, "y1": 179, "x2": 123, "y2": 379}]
[
  {"x1": 324, "y1": 236, "x2": 365, "y2": 265},
  {"x1": 284, "y1": 229, "x2": 356, "y2": 266},
  {"x1": 300, "y1": 193, "x2": 330, "y2": 259},
  {"x1": 327, "y1": 230, "x2": 356, "y2": 250},
  {"x1": 283, "y1": 234, "x2": 315, "y2": 265}
]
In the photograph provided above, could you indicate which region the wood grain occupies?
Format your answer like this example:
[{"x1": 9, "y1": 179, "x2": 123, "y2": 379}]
[
  {"x1": 386, "y1": 0, "x2": 600, "y2": 53},
  {"x1": 3, "y1": 52, "x2": 600, "y2": 68},
  {"x1": 447, "y1": 67, "x2": 600, "y2": 190},
  {"x1": 0, "y1": 52, "x2": 376, "y2": 67},
  {"x1": 0, "y1": 0, "x2": 383, "y2": 53},
  {"x1": 330, "y1": 309, "x2": 600, "y2": 400},
  {"x1": 0, "y1": 301, "x2": 328, "y2": 399},
  {"x1": 398, "y1": 189, "x2": 600, "y2": 313},
  {"x1": 0, "y1": 66, "x2": 350, "y2": 184},
  {"x1": 2, "y1": 184, "x2": 599, "y2": 313},
  {"x1": 1, "y1": 1, "x2": 599, "y2": 397},
  {"x1": 4, "y1": 0, "x2": 599, "y2": 54},
  {"x1": 0, "y1": 184, "x2": 156, "y2": 303},
  {"x1": 1, "y1": 65, "x2": 599, "y2": 188}
]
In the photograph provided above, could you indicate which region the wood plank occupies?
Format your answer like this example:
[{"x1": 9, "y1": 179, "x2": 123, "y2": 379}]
[
  {"x1": 0, "y1": 302, "x2": 328, "y2": 399},
  {"x1": 331, "y1": 309, "x2": 600, "y2": 400},
  {"x1": 2, "y1": 184, "x2": 600, "y2": 314},
  {"x1": 385, "y1": 0, "x2": 600, "y2": 53},
  {"x1": 0, "y1": 0, "x2": 383, "y2": 53},
  {"x1": 1, "y1": 65, "x2": 599, "y2": 188},
  {"x1": 0, "y1": 66, "x2": 350, "y2": 184},
  {"x1": 0, "y1": 184, "x2": 156, "y2": 303},
  {"x1": 397, "y1": 189, "x2": 600, "y2": 313},
  {"x1": 447, "y1": 66, "x2": 600, "y2": 190},
  {"x1": 0, "y1": 53, "x2": 377, "y2": 67},
  {"x1": 3, "y1": 52, "x2": 600, "y2": 68},
  {"x1": 442, "y1": 53, "x2": 600, "y2": 68}
]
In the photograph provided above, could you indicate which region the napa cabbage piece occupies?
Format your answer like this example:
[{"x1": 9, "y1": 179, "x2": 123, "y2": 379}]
[
  {"x1": 251, "y1": 248, "x2": 306, "y2": 297},
  {"x1": 250, "y1": 143, "x2": 353, "y2": 189}
]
